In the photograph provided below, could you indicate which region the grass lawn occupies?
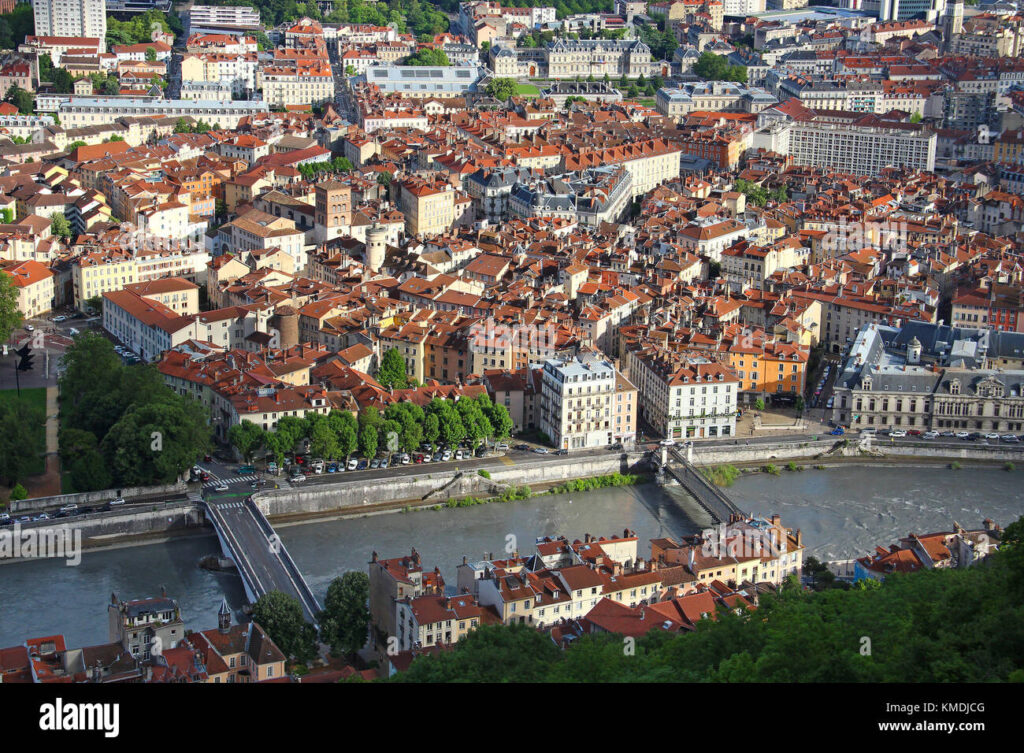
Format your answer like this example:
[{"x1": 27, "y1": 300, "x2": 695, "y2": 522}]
[
  {"x1": 0, "y1": 387, "x2": 47, "y2": 475},
  {"x1": 515, "y1": 83, "x2": 540, "y2": 96}
]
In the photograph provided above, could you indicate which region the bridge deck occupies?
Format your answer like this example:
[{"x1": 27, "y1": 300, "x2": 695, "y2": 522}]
[
  {"x1": 205, "y1": 498, "x2": 321, "y2": 624},
  {"x1": 665, "y1": 450, "x2": 744, "y2": 524}
]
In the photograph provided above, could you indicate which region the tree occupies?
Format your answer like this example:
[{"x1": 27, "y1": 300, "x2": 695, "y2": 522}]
[
  {"x1": 3, "y1": 84, "x2": 34, "y2": 115},
  {"x1": 358, "y1": 423, "x2": 378, "y2": 458},
  {"x1": 694, "y1": 52, "x2": 746, "y2": 84},
  {"x1": 0, "y1": 270, "x2": 24, "y2": 343},
  {"x1": 376, "y1": 171, "x2": 393, "y2": 188},
  {"x1": 754, "y1": 398, "x2": 765, "y2": 411},
  {"x1": 228, "y1": 420, "x2": 265, "y2": 462},
  {"x1": 377, "y1": 347, "x2": 408, "y2": 389},
  {"x1": 251, "y1": 591, "x2": 317, "y2": 663},
  {"x1": 405, "y1": 47, "x2": 450, "y2": 66},
  {"x1": 50, "y1": 212, "x2": 71, "y2": 238},
  {"x1": 145, "y1": 46, "x2": 157, "y2": 62},
  {"x1": 910, "y1": 111, "x2": 922, "y2": 123},
  {"x1": 9, "y1": 483, "x2": 27, "y2": 501},
  {"x1": 0, "y1": 398, "x2": 44, "y2": 486},
  {"x1": 318, "y1": 572, "x2": 370, "y2": 658},
  {"x1": 309, "y1": 420, "x2": 340, "y2": 460},
  {"x1": 486, "y1": 77, "x2": 518, "y2": 101}
]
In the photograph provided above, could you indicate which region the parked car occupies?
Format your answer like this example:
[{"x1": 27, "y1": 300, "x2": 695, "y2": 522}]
[
  {"x1": 327, "y1": 463, "x2": 338, "y2": 473},
  {"x1": 379, "y1": 457, "x2": 389, "y2": 469},
  {"x1": 58, "y1": 504, "x2": 78, "y2": 513},
  {"x1": 514, "y1": 444, "x2": 530, "y2": 451},
  {"x1": 356, "y1": 459, "x2": 368, "y2": 471},
  {"x1": 830, "y1": 426, "x2": 845, "y2": 436},
  {"x1": 347, "y1": 458, "x2": 358, "y2": 471},
  {"x1": 23, "y1": 324, "x2": 33, "y2": 331},
  {"x1": 907, "y1": 429, "x2": 921, "y2": 436},
  {"x1": 370, "y1": 458, "x2": 381, "y2": 469},
  {"x1": 985, "y1": 432, "x2": 1001, "y2": 440},
  {"x1": 555, "y1": 449, "x2": 568, "y2": 456},
  {"x1": 52, "y1": 315, "x2": 67, "y2": 323},
  {"x1": 290, "y1": 473, "x2": 306, "y2": 483},
  {"x1": 474, "y1": 446, "x2": 486, "y2": 457},
  {"x1": 237, "y1": 465, "x2": 256, "y2": 474},
  {"x1": 401, "y1": 453, "x2": 411, "y2": 464},
  {"x1": 533, "y1": 447, "x2": 550, "y2": 454},
  {"x1": 442, "y1": 450, "x2": 452, "y2": 462},
  {"x1": 889, "y1": 430, "x2": 907, "y2": 438},
  {"x1": 495, "y1": 442, "x2": 509, "y2": 451},
  {"x1": 955, "y1": 431, "x2": 970, "y2": 439},
  {"x1": 922, "y1": 431, "x2": 939, "y2": 439},
  {"x1": 109, "y1": 498, "x2": 126, "y2": 506},
  {"x1": 1002, "y1": 434, "x2": 1020, "y2": 443}
]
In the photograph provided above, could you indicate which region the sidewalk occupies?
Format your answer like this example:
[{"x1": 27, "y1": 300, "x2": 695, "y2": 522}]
[{"x1": 735, "y1": 407, "x2": 832, "y2": 439}]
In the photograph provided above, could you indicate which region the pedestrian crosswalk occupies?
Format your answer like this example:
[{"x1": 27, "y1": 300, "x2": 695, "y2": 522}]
[{"x1": 202, "y1": 474, "x2": 259, "y2": 489}]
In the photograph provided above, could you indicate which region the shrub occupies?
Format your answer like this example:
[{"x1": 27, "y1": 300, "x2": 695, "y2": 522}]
[
  {"x1": 950, "y1": 461, "x2": 962, "y2": 471},
  {"x1": 701, "y1": 464, "x2": 741, "y2": 487},
  {"x1": 9, "y1": 484, "x2": 28, "y2": 501},
  {"x1": 762, "y1": 464, "x2": 780, "y2": 476},
  {"x1": 477, "y1": 469, "x2": 491, "y2": 479},
  {"x1": 1004, "y1": 462, "x2": 1015, "y2": 472},
  {"x1": 786, "y1": 461, "x2": 798, "y2": 472}
]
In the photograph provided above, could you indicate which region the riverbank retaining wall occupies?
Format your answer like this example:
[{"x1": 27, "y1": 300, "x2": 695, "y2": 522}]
[
  {"x1": 11, "y1": 481, "x2": 190, "y2": 514},
  {"x1": 689, "y1": 439, "x2": 1024, "y2": 466},
  {"x1": 252, "y1": 452, "x2": 650, "y2": 518},
  {"x1": 0, "y1": 502, "x2": 205, "y2": 562}
]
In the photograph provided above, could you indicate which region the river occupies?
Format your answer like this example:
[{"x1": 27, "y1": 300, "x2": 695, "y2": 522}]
[{"x1": 1, "y1": 465, "x2": 1021, "y2": 648}]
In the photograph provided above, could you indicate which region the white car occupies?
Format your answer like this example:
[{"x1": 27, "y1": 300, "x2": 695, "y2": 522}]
[
  {"x1": 213, "y1": 483, "x2": 229, "y2": 492},
  {"x1": 889, "y1": 430, "x2": 907, "y2": 438},
  {"x1": 23, "y1": 324, "x2": 33, "y2": 332},
  {"x1": 53, "y1": 315, "x2": 67, "y2": 323},
  {"x1": 659, "y1": 439, "x2": 676, "y2": 446},
  {"x1": 347, "y1": 458, "x2": 358, "y2": 471},
  {"x1": 401, "y1": 454, "x2": 411, "y2": 464},
  {"x1": 955, "y1": 431, "x2": 970, "y2": 439},
  {"x1": 496, "y1": 442, "x2": 509, "y2": 451},
  {"x1": 441, "y1": 450, "x2": 452, "y2": 462},
  {"x1": 290, "y1": 473, "x2": 306, "y2": 483},
  {"x1": 922, "y1": 431, "x2": 939, "y2": 439},
  {"x1": 533, "y1": 447, "x2": 549, "y2": 454},
  {"x1": 985, "y1": 433, "x2": 1001, "y2": 441}
]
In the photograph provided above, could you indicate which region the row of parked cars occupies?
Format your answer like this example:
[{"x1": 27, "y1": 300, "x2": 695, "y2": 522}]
[
  {"x1": 0, "y1": 499, "x2": 126, "y2": 525},
  {"x1": 279, "y1": 444, "x2": 501, "y2": 480},
  {"x1": 114, "y1": 344, "x2": 141, "y2": 365},
  {"x1": 871, "y1": 428, "x2": 1022, "y2": 442}
]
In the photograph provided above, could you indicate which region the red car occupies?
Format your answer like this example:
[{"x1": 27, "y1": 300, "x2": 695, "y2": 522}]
[
  {"x1": 295, "y1": 455, "x2": 305, "y2": 464},
  {"x1": 200, "y1": 472, "x2": 211, "y2": 482}
]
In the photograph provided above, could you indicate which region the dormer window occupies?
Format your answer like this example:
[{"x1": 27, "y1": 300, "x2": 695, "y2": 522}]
[{"x1": 949, "y1": 379, "x2": 961, "y2": 395}]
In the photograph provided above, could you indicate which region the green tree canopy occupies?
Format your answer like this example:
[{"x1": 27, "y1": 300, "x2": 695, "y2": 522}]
[
  {"x1": 318, "y1": 571, "x2": 371, "y2": 658},
  {"x1": 251, "y1": 591, "x2": 318, "y2": 663},
  {"x1": 377, "y1": 347, "x2": 409, "y2": 390},
  {"x1": 0, "y1": 269, "x2": 24, "y2": 343}
]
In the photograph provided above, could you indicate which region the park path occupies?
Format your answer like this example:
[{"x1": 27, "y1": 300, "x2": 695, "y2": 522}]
[{"x1": 22, "y1": 386, "x2": 61, "y2": 498}]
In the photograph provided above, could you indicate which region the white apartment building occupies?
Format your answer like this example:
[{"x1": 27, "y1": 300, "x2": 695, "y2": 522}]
[
  {"x1": 57, "y1": 97, "x2": 269, "y2": 130},
  {"x1": 788, "y1": 117, "x2": 937, "y2": 175},
  {"x1": 539, "y1": 353, "x2": 620, "y2": 450},
  {"x1": 33, "y1": 0, "x2": 107, "y2": 46},
  {"x1": 626, "y1": 347, "x2": 740, "y2": 440}
]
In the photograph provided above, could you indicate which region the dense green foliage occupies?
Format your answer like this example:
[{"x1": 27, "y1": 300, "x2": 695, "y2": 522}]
[
  {"x1": 318, "y1": 572, "x2": 371, "y2": 658},
  {"x1": 0, "y1": 5, "x2": 34, "y2": 50},
  {"x1": 3, "y1": 85, "x2": 34, "y2": 115},
  {"x1": 58, "y1": 334, "x2": 211, "y2": 490},
  {"x1": 245, "y1": 393, "x2": 512, "y2": 466},
  {"x1": 701, "y1": 464, "x2": 742, "y2": 487},
  {"x1": 694, "y1": 52, "x2": 747, "y2": 84},
  {"x1": 0, "y1": 391, "x2": 45, "y2": 486},
  {"x1": 734, "y1": 179, "x2": 787, "y2": 207},
  {"x1": 638, "y1": 19, "x2": 677, "y2": 62},
  {"x1": 396, "y1": 521, "x2": 1024, "y2": 681},
  {"x1": 252, "y1": 591, "x2": 318, "y2": 663},
  {"x1": 105, "y1": 10, "x2": 178, "y2": 48},
  {"x1": 486, "y1": 78, "x2": 518, "y2": 101},
  {"x1": 298, "y1": 157, "x2": 353, "y2": 181},
  {"x1": 547, "y1": 472, "x2": 647, "y2": 494},
  {"x1": 0, "y1": 269, "x2": 23, "y2": 343},
  {"x1": 405, "y1": 48, "x2": 450, "y2": 67}
]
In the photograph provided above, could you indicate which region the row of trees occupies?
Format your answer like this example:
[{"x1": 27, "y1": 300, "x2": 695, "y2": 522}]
[
  {"x1": 251, "y1": 570, "x2": 370, "y2": 664},
  {"x1": 0, "y1": 5, "x2": 34, "y2": 51},
  {"x1": 393, "y1": 518, "x2": 1024, "y2": 682},
  {"x1": 230, "y1": 391, "x2": 513, "y2": 466},
  {"x1": 297, "y1": 156, "x2": 354, "y2": 180},
  {"x1": 693, "y1": 52, "x2": 748, "y2": 85},
  {"x1": 58, "y1": 334, "x2": 212, "y2": 491}
]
